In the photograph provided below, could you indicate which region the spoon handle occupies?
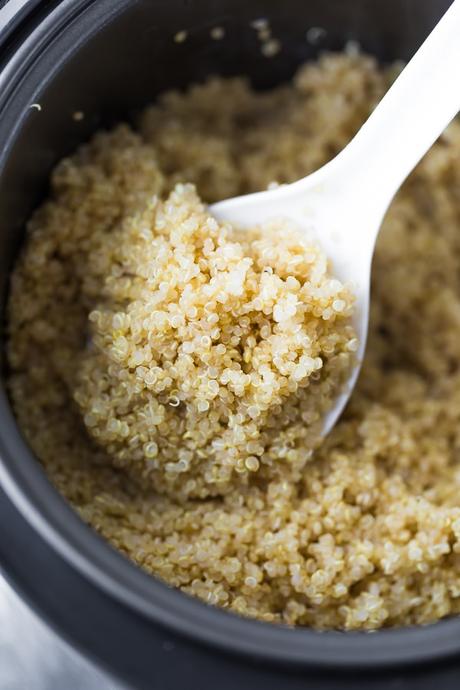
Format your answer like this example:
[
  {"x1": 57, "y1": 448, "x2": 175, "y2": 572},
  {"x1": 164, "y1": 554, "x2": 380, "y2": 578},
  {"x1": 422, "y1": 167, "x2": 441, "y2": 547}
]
[{"x1": 342, "y1": 0, "x2": 460, "y2": 217}]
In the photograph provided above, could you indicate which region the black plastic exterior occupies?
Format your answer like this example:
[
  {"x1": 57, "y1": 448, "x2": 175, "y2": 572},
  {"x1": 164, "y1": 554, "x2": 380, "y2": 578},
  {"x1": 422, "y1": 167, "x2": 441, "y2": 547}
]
[{"x1": 0, "y1": 1, "x2": 457, "y2": 688}]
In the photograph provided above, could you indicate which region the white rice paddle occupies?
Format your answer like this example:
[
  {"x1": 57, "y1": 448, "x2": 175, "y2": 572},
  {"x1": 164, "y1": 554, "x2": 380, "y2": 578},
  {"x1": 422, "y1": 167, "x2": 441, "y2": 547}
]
[{"x1": 211, "y1": 0, "x2": 460, "y2": 437}]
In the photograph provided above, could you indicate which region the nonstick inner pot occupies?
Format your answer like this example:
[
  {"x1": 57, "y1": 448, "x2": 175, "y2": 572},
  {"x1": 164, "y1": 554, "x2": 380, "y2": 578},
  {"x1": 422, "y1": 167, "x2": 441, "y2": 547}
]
[{"x1": 0, "y1": 1, "x2": 458, "y2": 689}]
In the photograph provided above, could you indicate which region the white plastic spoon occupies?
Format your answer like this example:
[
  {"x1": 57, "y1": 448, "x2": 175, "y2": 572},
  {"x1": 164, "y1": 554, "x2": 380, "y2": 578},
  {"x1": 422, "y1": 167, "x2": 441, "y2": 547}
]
[{"x1": 211, "y1": 0, "x2": 460, "y2": 436}]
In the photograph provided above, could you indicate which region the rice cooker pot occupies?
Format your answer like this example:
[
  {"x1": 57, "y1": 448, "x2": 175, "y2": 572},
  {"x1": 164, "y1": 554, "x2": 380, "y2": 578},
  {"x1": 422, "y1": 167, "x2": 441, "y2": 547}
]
[{"x1": 0, "y1": 1, "x2": 458, "y2": 688}]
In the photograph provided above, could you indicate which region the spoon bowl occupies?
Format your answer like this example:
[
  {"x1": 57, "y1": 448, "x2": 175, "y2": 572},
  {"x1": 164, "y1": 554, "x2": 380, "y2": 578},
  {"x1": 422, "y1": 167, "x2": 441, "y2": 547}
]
[{"x1": 211, "y1": 160, "x2": 373, "y2": 436}]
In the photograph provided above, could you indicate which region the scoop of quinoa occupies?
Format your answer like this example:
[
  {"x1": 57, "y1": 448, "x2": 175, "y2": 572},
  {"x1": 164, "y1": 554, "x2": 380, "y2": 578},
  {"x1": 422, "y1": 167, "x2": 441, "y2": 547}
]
[
  {"x1": 8, "y1": 53, "x2": 460, "y2": 630},
  {"x1": 72, "y1": 181, "x2": 354, "y2": 499}
]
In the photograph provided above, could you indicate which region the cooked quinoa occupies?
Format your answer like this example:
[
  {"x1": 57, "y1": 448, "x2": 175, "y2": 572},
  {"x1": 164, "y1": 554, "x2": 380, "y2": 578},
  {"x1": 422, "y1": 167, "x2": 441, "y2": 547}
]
[
  {"x1": 71, "y1": 184, "x2": 355, "y2": 500},
  {"x1": 7, "y1": 53, "x2": 460, "y2": 630}
]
